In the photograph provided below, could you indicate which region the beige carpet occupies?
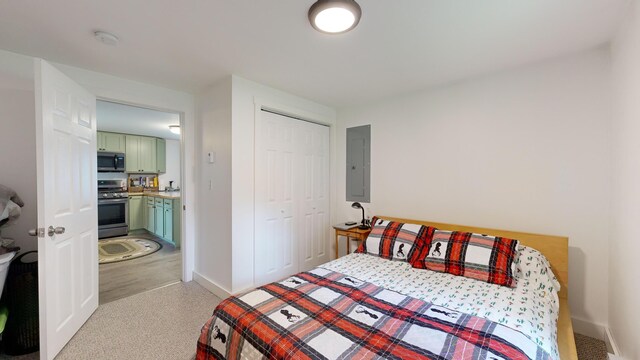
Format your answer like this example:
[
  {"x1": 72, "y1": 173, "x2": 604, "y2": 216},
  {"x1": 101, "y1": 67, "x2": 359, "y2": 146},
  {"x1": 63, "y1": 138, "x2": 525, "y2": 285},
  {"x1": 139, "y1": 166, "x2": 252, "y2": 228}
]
[
  {"x1": 575, "y1": 333, "x2": 609, "y2": 360},
  {"x1": 0, "y1": 281, "x2": 221, "y2": 360},
  {"x1": 57, "y1": 281, "x2": 221, "y2": 359}
]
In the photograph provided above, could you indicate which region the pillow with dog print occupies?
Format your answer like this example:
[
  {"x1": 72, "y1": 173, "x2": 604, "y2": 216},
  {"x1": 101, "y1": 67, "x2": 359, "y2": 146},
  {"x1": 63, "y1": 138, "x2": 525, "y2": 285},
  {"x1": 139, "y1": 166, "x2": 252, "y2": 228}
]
[
  {"x1": 411, "y1": 230, "x2": 519, "y2": 287},
  {"x1": 355, "y1": 217, "x2": 436, "y2": 263}
]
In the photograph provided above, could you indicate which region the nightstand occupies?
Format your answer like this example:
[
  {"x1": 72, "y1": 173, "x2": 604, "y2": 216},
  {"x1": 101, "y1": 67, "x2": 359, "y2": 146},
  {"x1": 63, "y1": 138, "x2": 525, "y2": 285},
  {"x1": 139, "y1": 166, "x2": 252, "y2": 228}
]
[{"x1": 333, "y1": 226, "x2": 371, "y2": 259}]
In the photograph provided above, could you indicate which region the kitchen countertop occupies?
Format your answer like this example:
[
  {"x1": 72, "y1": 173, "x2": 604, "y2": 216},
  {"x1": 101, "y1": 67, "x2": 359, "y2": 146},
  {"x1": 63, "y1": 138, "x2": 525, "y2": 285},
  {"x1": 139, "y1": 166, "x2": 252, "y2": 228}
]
[{"x1": 128, "y1": 191, "x2": 181, "y2": 199}]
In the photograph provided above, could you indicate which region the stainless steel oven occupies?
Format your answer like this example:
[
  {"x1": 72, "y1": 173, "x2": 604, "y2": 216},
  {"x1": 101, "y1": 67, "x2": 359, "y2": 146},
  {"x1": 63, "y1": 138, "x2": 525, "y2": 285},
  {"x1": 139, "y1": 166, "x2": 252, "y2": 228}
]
[
  {"x1": 98, "y1": 180, "x2": 129, "y2": 238},
  {"x1": 97, "y1": 152, "x2": 126, "y2": 173}
]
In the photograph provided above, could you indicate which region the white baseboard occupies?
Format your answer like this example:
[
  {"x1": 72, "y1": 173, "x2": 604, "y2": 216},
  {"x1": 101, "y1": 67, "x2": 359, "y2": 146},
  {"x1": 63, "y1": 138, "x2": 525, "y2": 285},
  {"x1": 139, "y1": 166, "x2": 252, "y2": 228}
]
[
  {"x1": 193, "y1": 271, "x2": 232, "y2": 299},
  {"x1": 572, "y1": 317, "x2": 621, "y2": 357},
  {"x1": 572, "y1": 317, "x2": 606, "y2": 339},
  {"x1": 605, "y1": 327, "x2": 621, "y2": 357}
]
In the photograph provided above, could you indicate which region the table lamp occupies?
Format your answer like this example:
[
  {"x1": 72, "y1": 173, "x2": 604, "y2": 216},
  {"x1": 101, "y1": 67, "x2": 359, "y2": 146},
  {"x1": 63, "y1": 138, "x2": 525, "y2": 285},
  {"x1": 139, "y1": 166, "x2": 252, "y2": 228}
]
[{"x1": 351, "y1": 202, "x2": 369, "y2": 230}]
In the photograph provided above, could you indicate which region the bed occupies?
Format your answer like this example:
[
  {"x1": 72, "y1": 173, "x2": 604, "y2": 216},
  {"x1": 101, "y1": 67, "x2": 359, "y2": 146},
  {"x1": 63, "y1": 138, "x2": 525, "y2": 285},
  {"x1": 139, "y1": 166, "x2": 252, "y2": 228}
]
[{"x1": 197, "y1": 216, "x2": 577, "y2": 360}]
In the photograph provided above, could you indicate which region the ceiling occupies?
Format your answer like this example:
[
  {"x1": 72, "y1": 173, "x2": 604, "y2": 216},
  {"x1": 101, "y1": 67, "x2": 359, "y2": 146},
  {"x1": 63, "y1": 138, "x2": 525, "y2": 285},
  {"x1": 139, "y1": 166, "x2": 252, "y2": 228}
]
[
  {"x1": 0, "y1": 1, "x2": 630, "y2": 107},
  {"x1": 97, "y1": 101, "x2": 181, "y2": 140}
]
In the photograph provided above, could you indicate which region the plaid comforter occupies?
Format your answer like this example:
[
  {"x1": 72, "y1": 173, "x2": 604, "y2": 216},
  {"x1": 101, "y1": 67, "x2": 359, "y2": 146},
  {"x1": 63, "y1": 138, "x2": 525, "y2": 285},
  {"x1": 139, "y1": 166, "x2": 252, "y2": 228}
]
[{"x1": 197, "y1": 268, "x2": 552, "y2": 360}]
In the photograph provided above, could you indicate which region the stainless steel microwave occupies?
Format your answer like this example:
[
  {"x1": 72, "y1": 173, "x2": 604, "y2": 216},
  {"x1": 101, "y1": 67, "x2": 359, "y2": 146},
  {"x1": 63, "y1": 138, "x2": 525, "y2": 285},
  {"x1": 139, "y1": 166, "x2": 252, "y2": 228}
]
[{"x1": 97, "y1": 152, "x2": 126, "y2": 172}]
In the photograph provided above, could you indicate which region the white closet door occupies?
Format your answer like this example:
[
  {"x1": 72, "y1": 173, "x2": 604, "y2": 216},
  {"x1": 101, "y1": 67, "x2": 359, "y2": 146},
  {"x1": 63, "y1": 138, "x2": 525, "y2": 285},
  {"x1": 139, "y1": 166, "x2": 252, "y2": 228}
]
[
  {"x1": 255, "y1": 110, "x2": 331, "y2": 286},
  {"x1": 298, "y1": 120, "x2": 330, "y2": 271},
  {"x1": 255, "y1": 111, "x2": 298, "y2": 285}
]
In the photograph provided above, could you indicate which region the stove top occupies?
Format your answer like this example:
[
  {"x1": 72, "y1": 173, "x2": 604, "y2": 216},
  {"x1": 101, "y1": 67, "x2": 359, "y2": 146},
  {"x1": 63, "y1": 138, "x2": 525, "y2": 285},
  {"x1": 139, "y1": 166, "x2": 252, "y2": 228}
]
[{"x1": 97, "y1": 180, "x2": 127, "y2": 199}]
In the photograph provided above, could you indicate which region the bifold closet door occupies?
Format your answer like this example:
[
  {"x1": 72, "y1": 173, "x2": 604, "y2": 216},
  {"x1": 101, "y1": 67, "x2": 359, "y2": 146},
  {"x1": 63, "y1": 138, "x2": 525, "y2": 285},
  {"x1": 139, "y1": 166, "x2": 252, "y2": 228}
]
[
  {"x1": 298, "y1": 120, "x2": 330, "y2": 272},
  {"x1": 255, "y1": 111, "x2": 330, "y2": 286},
  {"x1": 255, "y1": 111, "x2": 299, "y2": 285}
]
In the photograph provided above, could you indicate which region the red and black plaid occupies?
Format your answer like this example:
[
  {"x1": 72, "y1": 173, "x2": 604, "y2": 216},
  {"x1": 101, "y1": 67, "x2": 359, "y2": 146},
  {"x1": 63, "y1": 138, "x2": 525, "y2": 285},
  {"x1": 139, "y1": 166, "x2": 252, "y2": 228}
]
[
  {"x1": 356, "y1": 216, "x2": 437, "y2": 262},
  {"x1": 197, "y1": 269, "x2": 551, "y2": 360},
  {"x1": 411, "y1": 230, "x2": 519, "y2": 287}
]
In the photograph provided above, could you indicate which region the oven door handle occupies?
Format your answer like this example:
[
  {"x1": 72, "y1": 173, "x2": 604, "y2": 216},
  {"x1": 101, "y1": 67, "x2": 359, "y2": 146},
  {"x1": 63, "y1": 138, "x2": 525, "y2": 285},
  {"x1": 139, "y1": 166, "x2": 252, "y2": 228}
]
[{"x1": 98, "y1": 198, "x2": 128, "y2": 205}]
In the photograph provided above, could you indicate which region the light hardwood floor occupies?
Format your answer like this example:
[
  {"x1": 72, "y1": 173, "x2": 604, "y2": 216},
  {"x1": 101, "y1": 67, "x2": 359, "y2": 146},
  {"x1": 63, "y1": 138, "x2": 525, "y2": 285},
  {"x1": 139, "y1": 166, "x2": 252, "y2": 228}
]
[{"x1": 99, "y1": 232, "x2": 181, "y2": 304}]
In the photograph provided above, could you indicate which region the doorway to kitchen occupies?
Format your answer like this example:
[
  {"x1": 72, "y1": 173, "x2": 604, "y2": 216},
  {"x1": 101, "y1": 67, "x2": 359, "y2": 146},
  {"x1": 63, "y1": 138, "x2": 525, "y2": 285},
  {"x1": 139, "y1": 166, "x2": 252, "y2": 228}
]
[{"x1": 96, "y1": 100, "x2": 183, "y2": 304}]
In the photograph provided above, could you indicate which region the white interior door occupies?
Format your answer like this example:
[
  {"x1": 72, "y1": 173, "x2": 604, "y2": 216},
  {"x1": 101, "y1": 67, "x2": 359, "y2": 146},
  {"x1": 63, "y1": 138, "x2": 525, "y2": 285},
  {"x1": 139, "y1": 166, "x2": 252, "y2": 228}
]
[
  {"x1": 255, "y1": 110, "x2": 330, "y2": 285},
  {"x1": 34, "y1": 59, "x2": 98, "y2": 360},
  {"x1": 255, "y1": 110, "x2": 299, "y2": 285}
]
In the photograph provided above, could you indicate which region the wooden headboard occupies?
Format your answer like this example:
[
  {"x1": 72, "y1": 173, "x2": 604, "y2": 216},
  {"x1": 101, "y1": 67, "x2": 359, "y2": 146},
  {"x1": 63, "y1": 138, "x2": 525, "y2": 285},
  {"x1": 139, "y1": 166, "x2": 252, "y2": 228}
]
[{"x1": 378, "y1": 216, "x2": 570, "y2": 299}]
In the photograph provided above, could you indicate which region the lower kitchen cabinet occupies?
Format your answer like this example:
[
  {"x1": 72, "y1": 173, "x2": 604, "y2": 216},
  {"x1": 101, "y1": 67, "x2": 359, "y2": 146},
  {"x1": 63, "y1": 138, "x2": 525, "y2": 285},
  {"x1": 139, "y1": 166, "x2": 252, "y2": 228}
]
[
  {"x1": 154, "y1": 198, "x2": 164, "y2": 237},
  {"x1": 139, "y1": 195, "x2": 181, "y2": 248},
  {"x1": 128, "y1": 195, "x2": 144, "y2": 230},
  {"x1": 145, "y1": 196, "x2": 155, "y2": 233}
]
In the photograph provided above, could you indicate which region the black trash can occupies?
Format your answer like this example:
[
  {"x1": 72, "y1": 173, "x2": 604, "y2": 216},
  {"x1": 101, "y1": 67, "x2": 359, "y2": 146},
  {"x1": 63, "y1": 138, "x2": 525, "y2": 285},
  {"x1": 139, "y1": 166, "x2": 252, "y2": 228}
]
[{"x1": 2, "y1": 251, "x2": 39, "y2": 355}]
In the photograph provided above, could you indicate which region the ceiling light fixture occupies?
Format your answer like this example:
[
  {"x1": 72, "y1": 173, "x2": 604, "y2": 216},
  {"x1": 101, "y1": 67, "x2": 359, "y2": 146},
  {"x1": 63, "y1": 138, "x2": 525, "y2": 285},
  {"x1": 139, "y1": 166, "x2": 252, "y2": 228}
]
[
  {"x1": 94, "y1": 31, "x2": 119, "y2": 46},
  {"x1": 308, "y1": 0, "x2": 362, "y2": 34},
  {"x1": 169, "y1": 125, "x2": 180, "y2": 135}
]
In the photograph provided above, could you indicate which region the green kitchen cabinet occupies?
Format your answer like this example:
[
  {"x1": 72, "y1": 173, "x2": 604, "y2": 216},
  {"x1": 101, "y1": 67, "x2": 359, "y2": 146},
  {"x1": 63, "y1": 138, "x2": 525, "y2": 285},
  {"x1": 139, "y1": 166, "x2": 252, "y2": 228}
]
[
  {"x1": 154, "y1": 198, "x2": 164, "y2": 237},
  {"x1": 145, "y1": 197, "x2": 155, "y2": 233},
  {"x1": 163, "y1": 199, "x2": 173, "y2": 242},
  {"x1": 128, "y1": 195, "x2": 144, "y2": 230},
  {"x1": 156, "y1": 138, "x2": 166, "y2": 173},
  {"x1": 172, "y1": 198, "x2": 181, "y2": 248},
  {"x1": 97, "y1": 131, "x2": 125, "y2": 153},
  {"x1": 126, "y1": 135, "x2": 157, "y2": 173},
  {"x1": 142, "y1": 196, "x2": 181, "y2": 248},
  {"x1": 139, "y1": 136, "x2": 157, "y2": 172},
  {"x1": 125, "y1": 135, "x2": 140, "y2": 173}
]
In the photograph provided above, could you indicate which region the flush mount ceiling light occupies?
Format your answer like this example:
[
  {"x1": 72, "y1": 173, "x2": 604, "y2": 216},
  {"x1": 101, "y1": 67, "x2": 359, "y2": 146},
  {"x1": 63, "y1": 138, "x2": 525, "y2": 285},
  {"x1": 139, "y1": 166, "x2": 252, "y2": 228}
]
[
  {"x1": 94, "y1": 31, "x2": 119, "y2": 46},
  {"x1": 169, "y1": 125, "x2": 180, "y2": 134},
  {"x1": 308, "y1": 0, "x2": 362, "y2": 34}
]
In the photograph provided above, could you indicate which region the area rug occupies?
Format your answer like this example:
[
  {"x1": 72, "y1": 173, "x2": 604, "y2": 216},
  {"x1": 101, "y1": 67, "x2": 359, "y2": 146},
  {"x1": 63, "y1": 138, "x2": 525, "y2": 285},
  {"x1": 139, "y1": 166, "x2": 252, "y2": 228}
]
[{"x1": 98, "y1": 238, "x2": 162, "y2": 264}]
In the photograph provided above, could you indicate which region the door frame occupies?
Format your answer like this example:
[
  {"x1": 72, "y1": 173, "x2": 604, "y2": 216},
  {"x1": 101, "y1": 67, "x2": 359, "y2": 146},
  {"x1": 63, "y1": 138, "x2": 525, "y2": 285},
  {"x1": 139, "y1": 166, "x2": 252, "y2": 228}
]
[
  {"x1": 252, "y1": 98, "x2": 337, "y2": 287},
  {"x1": 95, "y1": 96, "x2": 192, "y2": 283}
]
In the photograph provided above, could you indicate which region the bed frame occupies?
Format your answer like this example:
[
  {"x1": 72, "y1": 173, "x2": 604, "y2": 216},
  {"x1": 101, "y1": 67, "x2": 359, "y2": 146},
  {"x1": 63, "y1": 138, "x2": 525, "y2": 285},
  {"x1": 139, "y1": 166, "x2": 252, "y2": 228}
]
[{"x1": 379, "y1": 216, "x2": 578, "y2": 360}]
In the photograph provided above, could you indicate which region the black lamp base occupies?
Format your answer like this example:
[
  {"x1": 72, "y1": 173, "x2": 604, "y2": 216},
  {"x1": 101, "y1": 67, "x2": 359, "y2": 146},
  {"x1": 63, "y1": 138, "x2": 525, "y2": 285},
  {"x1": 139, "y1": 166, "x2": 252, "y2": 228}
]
[{"x1": 358, "y1": 225, "x2": 370, "y2": 230}]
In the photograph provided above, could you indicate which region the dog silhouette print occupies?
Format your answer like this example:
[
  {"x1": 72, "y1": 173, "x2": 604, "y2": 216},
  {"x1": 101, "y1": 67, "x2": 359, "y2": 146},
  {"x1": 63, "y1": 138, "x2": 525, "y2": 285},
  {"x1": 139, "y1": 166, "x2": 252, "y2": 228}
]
[
  {"x1": 377, "y1": 219, "x2": 384, "y2": 225},
  {"x1": 286, "y1": 278, "x2": 302, "y2": 285},
  {"x1": 344, "y1": 277, "x2": 361, "y2": 286},
  {"x1": 430, "y1": 307, "x2": 458, "y2": 319},
  {"x1": 280, "y1": 309, "x2": 301, "y2": 323},
  {"x1": 431, "y1": 242, "x2": 442, "y2": 257},
  {"x1": 396, "y1": 243, "x2": 406, "y2": 258},
  {"x1": 212, "y1": 325, "x2": 227, "y2": 343},
  {"x1": 355, "y1": 306, "x2": 379, "y2": 320}
]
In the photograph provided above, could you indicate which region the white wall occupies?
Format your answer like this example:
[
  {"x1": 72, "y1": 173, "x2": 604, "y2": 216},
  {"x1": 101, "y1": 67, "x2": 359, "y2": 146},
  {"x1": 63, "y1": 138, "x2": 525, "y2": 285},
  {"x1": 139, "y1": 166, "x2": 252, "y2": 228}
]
[
  {"x1": 0, "y1": 49, "x2": 197, "y2": 281},
  {"x1": 159, "y1": 139, "x2": 181, "y2": 189},
  {"x1": 609, "y1": 2, "x2": 640, "y2": 358},
  {"x1": 194, "y1": 78, "x2": 233, "y2": 293},
  {"x1": 336, "y1": 48, "x2": 612, "y2": 332},
  {"x1": 0, "y1": 52, "x2": 36, "y2": 251}
]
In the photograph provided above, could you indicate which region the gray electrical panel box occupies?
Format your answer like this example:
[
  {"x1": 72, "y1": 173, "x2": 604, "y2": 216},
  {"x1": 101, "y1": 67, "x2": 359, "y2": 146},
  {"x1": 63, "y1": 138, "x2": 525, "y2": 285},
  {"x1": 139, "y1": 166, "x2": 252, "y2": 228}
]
[{"x1": 346, "y1": 125, "x2": 370, "y2": 203}]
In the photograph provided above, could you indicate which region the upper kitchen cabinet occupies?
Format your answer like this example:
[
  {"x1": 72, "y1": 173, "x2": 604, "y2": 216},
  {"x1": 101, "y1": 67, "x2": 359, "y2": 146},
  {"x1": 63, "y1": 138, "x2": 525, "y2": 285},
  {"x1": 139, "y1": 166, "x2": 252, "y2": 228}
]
[
  {"x1": 156, "y1": 138, "x2": 166, "y2": 173},
  {"x1": 139, "y1": 136, "x2": 157, "y2": 172},
  {"x1": 125, "y1": 135, "x2": 140, "y2": 172},
  {"x1": 126, "y1": 135, "x2": 156, "y2": 173},
  {"x1": 97, "y1": 131, "x2": 126, "y2": 153}
]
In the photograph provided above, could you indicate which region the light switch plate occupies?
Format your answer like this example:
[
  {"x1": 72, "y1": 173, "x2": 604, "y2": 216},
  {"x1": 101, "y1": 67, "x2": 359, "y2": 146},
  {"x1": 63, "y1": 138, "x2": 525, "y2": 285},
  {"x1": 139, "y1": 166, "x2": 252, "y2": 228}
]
[{"x1": 208, "y1": 151, "x2": 216, "y2": 164}]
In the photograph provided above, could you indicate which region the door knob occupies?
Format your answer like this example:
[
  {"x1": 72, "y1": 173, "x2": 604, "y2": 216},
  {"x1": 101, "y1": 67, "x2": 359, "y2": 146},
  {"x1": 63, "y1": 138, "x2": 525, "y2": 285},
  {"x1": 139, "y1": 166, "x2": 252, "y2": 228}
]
[
  {"x1": 28, "y1": 228, "x2": 44, "y2": 237},
  {"x1": 48, "y1": 226, "x2": 66, "y2": 236}
]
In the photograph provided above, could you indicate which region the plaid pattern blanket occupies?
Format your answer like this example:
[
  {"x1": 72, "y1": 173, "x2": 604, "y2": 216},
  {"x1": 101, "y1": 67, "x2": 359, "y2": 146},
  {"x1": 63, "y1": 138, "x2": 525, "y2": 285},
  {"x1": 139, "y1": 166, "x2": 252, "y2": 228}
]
[{"x1": 197, "y1": 268, "x2": 551, "y2": 360}]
